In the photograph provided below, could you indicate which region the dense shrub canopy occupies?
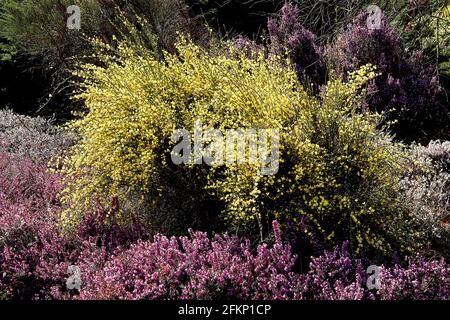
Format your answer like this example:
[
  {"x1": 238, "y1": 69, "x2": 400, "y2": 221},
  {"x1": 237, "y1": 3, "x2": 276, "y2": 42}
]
[{"x1": 56, "y1": 32, "x2": 422, "y2": 255}]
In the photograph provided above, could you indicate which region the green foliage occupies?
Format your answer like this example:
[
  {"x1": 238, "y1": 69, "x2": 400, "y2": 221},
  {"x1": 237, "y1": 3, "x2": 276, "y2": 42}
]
[
  {"x1": 391, "y1": 1, "x2": 450, "y2": 80},
  {"x1": 0, "y1": 0, "x2": 104, "y2": 64},
  {"x1": 0, "y1": 0, "x2": 203, "y2": 63},
  {"x1": 425, "y1": 5, "x2": 450, "y2": 79},
  {"x1": 0, "y1": 0, "x2": 203, "y2": 120},
  {"x1": 0, "y1": 0, "x2": 107, "y2": 120},
  {"x1": 0, "y1": 39, "x2": 16, "y2": 61}
]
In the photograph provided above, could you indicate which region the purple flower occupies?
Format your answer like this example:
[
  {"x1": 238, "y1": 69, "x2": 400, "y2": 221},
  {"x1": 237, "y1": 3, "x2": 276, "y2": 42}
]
[
  {"x1": 326, "y1": 11, "x2": 449, "y2": 142},
  {"x1": 268, "y1": 2, "x2": 326, "y2": 87}
]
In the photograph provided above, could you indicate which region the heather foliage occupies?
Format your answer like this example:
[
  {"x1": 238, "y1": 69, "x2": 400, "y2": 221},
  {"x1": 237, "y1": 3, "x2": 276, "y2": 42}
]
[
  {"x1": 299, "y1": 242, "x2": 449, "y2": 300},
  {"x1": 0, "y1": 151, "x2": 149, "y2": 299},
  {"x1": 78, "y1": 230, "x2": 449, "y2": 300},
  {"x1": 377, "y1": 256, "x2": 450, "y2": 300},
  {"x1": 298, "y1": 242, "x2": 367, "y2": 300},
  {"x1": 326, "y1": 12, "x2": 449, "y2": 142},
  {"x1": 80, "y1": 222, "x2": 299, "y2": 300},
  {"x1": 0, "y1": 109, "x2": 74, "y2": 163},
  {"x1": 0, "y1": 152, "x2": 66, "y2": 299},
  {"x1": 265, "y1": 3, "x2": 448, "y2": 142},
  {"x1": 399, "y1": 140, "x2": 450, "y2": 259},
  {"x1": 268, "y1": 2, "x2": 326, "y2": 86}
]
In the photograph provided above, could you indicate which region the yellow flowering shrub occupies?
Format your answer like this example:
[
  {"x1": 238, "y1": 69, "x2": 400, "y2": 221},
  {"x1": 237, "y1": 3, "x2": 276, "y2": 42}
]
[
  {"x1": 205, "y1": 64, "x2": 420, "y2": 254},
  {"x1": 58, "y1": 30, "x2": 420, "y2": 253}
]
